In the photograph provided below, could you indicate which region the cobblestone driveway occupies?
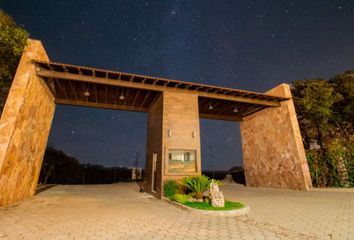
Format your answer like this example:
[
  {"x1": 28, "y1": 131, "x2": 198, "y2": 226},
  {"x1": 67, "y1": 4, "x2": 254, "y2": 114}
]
[{"x1": 0, "y1": 183, "x2": 353, "y2": 240}]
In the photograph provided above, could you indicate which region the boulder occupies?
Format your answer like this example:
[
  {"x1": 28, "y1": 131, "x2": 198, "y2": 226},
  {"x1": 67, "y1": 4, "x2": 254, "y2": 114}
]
[{"x1": 209, "y1": 180, "x2": 224, "y2": 208}]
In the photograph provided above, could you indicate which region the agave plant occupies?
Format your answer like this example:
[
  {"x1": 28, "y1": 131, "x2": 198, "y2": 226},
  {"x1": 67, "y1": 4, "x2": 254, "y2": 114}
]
[{"x1": 183, "y1": 175, "x2": 211, "y2": 199}]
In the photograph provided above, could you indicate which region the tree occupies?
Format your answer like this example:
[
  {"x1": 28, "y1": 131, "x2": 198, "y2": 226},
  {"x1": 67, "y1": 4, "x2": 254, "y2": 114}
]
[
  {"x1": 330, "y1": 71, "x2": 354, "y2": 132},
  {"x1": 292, "y1": 75, "x2": 354, "y2": 187},
  {"x1": 292, "y1": 79, "x2": 343, "y2": 149},
  {"x1": 39, "y1": 146, "x2": 83, "y2": 184},
  {"x1": 0, "y1": 10, "x2": 29, "y2": 116}
]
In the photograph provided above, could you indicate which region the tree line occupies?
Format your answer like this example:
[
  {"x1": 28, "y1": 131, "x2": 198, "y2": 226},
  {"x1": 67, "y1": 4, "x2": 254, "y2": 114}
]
[
  {"x1": 39, "y1": 146, "x2": 134, "y2": 184},
  {"x1": 292, "y1": 73, "x2": 354, "y2": 187}
]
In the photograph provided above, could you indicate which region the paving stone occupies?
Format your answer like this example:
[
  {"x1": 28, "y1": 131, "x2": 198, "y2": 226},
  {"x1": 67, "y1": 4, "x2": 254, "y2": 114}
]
[{"x1": 0, "y1": 183, "x2": 353, "y2": 239}]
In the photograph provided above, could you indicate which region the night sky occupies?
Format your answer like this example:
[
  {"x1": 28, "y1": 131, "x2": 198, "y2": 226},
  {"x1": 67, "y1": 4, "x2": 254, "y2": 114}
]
[{"x1": 1, "y1": 1, "x2": 354, "y2": 170}]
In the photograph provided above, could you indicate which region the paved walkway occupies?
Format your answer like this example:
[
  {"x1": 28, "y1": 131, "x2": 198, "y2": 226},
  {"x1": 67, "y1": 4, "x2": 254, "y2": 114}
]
[{"x1": 0, "y1": 183, "x2": 353, "y2": 240}]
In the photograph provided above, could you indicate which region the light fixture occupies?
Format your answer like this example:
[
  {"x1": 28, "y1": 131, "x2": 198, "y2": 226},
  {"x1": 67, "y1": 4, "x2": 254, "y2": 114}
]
[
  {"x1": 208, "y1": 104, "x2": 213, "y2": 110},
  {"x1": 192, "y1": 131, "x2": 196, "y2": 138},
  {"x1": 168, "y1": 128, "x2": 172, "y2": 137},
  {"x1": 84, "y1": 84, "x2": 90, "y2": 97},
  {"x1": 119, "y1": 89, "x2": 125, "y2": 100},
  {"x1": 233, "y1": 106, "x2": 239, "y2": 113}
]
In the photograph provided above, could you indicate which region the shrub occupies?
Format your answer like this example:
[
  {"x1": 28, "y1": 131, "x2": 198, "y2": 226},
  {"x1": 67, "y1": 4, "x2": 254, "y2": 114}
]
[
  {"x1": 183, "y1": 175, "x2": 211, "y2": 199},
  {"x1": 344, "y1": 143, "x2": 354, "y2": 187},
  {"x1": 173, "y1": 194, "x2": 190, "y2": 204},
  {"x1": 0, "y1": 10, "x2": 29, "y2": 116},
  {"x1": 163, "y1": 180, "x2": 178, "y2": 199}
]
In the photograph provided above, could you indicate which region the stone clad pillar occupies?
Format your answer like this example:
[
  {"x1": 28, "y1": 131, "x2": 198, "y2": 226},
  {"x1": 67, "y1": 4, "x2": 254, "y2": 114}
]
[
  {"x1": 145, "y1": 94, "x2": 164, "y2": 197},
  {"x1": 0, "y1": 39, "x2": 55, "y2": 206},
  {"x1": 240, "y1": 84, "x2": 312, "y2": 190},
  {"x1": 145, "y1": 91, "x2": 201, "y2": 197}
]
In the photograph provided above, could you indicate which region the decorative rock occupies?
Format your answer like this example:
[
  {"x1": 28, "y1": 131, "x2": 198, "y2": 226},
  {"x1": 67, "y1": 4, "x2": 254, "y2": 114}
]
[{"x1": 210, "y1": 180, "x2": 224, "y2": 208}]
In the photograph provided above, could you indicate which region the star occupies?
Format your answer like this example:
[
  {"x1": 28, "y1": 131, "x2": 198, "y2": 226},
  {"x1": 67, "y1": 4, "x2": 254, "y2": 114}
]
[{"x1": 4, "y1": 0, "x2": 352, "y2": 171}]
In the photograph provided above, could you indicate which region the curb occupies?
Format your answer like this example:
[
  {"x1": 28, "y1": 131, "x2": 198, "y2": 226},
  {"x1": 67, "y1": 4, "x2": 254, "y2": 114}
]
[{"x1": 162, "y1": 198, "x2": 250, "y2": 216}]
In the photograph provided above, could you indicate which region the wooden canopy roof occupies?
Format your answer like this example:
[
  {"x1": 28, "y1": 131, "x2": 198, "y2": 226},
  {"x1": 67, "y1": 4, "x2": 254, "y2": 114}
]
[{"x1": 33, "y1": 60, "x2": 288, "y2": 121}]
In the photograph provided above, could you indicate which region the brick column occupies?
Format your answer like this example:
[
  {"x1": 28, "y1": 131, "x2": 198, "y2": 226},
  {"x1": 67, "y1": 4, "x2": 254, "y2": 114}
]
[
  {"x1": 0, "y1": 39, "x2": 55, "y2": 206},
  {"x1": 240, "y1": 84, "x2": 312, "y2": 190}
]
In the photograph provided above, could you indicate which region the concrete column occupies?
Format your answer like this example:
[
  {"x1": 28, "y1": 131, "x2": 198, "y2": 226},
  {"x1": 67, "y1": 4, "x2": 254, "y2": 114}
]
[
  {"x1": 0, "y1": 39, "x2": 55, "y2": 206},
  {"x1": 145, "y1": 91, "x2": 201, "y2": 197},
  {"x1": 240, "y1": 84, "x2": 312, "y2": 190}
]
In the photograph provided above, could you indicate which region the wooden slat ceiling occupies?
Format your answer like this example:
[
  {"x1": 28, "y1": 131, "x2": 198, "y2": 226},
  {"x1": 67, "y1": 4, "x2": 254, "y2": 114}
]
[{"x1": 33, "y1": 60, "x2": 289, "y2": 121}]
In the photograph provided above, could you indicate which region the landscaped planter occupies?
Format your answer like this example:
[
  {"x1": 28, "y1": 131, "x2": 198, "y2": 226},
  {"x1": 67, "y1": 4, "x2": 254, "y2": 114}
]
[{"x1": 162, "y1": 197, "x2": 250, "y2": 216}]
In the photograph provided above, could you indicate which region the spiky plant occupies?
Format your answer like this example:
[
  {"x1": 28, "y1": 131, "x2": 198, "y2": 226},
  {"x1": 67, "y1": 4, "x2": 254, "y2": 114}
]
[{"x1": 183, "y1": 175, "x2": 211, "y2": 199}]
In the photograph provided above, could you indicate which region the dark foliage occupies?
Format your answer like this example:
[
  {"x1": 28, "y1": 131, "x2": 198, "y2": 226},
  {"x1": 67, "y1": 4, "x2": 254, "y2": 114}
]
[
  {"x1": 292, "y1": 71, "x2": 354, "y2": 187},
  {"x1": 39, "y1": 146, "x2": 134, "y2": 184},
  {"x1": 163, "y1": 180, "x2": 178, "y2": 199},
  {"x1": 202, "y1": 170, "x2": 228, "y2": 180},
  {"x1": 0, "y1": 10, "x2": 28, "y2": 116}
]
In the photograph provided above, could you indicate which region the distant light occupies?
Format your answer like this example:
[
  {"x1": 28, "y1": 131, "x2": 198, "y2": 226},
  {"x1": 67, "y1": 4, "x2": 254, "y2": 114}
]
[
  {"x1": 209, "y1": 104, "x2": 213, "y2": 110},
  {"x1": 119, "y1": 94, "x2": 125, "y2": 100},
  {"x1": 84, "y1": 91, "x2": 90, "y2": 97},
  {"x1": 233, "y1": 107, "x2": 239, "y2": 113}
]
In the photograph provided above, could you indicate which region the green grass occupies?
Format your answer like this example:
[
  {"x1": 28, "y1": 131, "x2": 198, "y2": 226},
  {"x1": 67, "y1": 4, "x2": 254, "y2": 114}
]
[{"x1": 183, "y1": 200, "x2": 244, "y2": 211}]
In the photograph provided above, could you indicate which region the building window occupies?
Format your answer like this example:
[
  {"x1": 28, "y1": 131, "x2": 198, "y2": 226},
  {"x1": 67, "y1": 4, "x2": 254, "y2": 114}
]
[{"x1": 168, "y1": 149, "x2": 197, "y2": 173}]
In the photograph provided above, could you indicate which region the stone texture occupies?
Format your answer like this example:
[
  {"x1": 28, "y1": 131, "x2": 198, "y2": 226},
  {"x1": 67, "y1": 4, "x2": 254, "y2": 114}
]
[
  {"x1": 145, "y1": 92, "x2": 201, "y2": 196},
  {"x1": 0, "y1": 39, "x2": 55, "y2": 206},
  {"x1": 161, "y1": 92, "x2": 201, "y2": 180},
  {"x1": 240, "y1": 84, "x2": 312, "y2": 191},
  {"x1": 210, "y1": 180, "x2": 225, "y2": 208},
  {"x1": 2, "y1": 183, "x2": 353, "y2": 240}
]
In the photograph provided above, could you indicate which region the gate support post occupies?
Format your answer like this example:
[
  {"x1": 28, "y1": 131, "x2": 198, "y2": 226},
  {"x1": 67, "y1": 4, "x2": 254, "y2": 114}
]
[
  {"x1": 145, "y1": 92, "x2": 201, "y2": 197},
  {"x1": 0, "y1": 39, "x2": 55, "y2": 206},
  {"x1": 240, "y1": 84, "x2": 312, "y2": 190}
]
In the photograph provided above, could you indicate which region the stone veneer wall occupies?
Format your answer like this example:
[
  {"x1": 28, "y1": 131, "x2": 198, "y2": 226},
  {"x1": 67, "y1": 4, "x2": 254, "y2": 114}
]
[
  {"x1": 161, "y1": 91, "x2": 201, "y2": 182},
  {"x1": 240, "y1": 84, "x2": 312, "y2": 190},
  {"x1": 145, "y1": 92, "x2": 201, "y2": 197},
  {"x1": 145, "y1": 94, "x2": 163, "y2": 197},
  {"x1": 0, "y1": 39, "x2": 55, "y2": 206}
]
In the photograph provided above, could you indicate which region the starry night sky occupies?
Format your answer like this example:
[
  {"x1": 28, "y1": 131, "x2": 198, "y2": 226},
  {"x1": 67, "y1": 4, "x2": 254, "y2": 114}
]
[{"x1": 1, "y1": 1, "x2": 354, "y2": 170}]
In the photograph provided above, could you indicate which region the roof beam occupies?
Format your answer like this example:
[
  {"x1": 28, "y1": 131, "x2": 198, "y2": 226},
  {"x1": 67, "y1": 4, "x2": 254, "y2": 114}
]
[
  {"x1": 123, "y1": 88, "x2": 129, "y2": 105},
  {"x1": 55, "y1": 99, "x2": 148, "y2": 112},
  {"x1": 114, "y1": 87, "x2": 119, "y2": 105},
  {"x1": 46, "y1": 77, "x2": 56, "y2": 96},
  {"x1": 242, "y1": 105, "x2": 267, "y2": 117},
  {"x1": 148, "y1": 93, "x2": 160, "y2": 108},
  {"x1": 199, "y1": 113, "x2": 242, "y2": 122},
  {"x1": 132, "y1": 90, "x2": 140, "y2": 106},
  {"x1": 54, "y1": 78, "x2": 68, "y2": 99},
  {"x1": 94, "y1": 84, "x2": 98, "y2": 103},
  {"x1": 37, "y1": 70, "x2": 280, "y2": 107},
  {"x1": 140, "y1": 91, "x2": 151, "y2": 107},
  {"x1": 67, "y1": 81, "x2": 79, "y2": 100},
  {"x1": 105, "y1": 86, "x2": 109, "y2": 104}
]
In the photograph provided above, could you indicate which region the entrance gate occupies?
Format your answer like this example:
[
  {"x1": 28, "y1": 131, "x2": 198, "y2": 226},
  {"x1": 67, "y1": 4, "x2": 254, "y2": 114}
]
[{"x1": 0, "y1": 40, "x2": 312, "y2": 206}]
